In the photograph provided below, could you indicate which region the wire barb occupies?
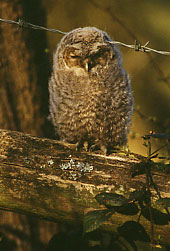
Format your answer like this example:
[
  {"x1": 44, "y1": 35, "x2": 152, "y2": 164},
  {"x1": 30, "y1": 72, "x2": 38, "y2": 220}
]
[
  {"x1": 0, "y1": 17, "x2": 170, "y2": 55},
  {"x1": 18, "y1": 19, "x2": 27, "y2": 28},
  {"x1": 109, "y1": 40, "x2": 170, "y2": 55}
]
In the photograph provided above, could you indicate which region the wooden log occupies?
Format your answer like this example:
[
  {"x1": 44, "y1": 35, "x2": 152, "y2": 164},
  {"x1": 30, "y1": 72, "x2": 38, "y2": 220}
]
[{"x1": 0, "y1": 129, "x2": 170, "y2": 243}]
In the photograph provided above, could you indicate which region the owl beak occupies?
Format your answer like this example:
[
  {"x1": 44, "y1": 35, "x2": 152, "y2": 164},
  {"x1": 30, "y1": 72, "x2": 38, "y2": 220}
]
[
  {"x1": 83, "y1": 58, "x2": 90, "y2": 72},
  {"x1": 85, "y1": 62, "x2": 89, "y2": 72}
]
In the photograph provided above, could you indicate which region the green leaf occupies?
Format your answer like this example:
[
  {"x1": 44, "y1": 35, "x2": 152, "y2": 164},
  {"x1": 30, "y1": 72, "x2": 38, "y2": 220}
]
[
  {"x1": 95, "y1": 193, "x2": 128, "y2": 208},
  {"x1": 83, "y1": 209, "x2": 114, "y2": 233},
  {"x1": 129, "y1": 188, "x2": 146, "y2": 202},
  {"x1": 155, "y1": 198, "x2": 170, "y2": 208}
]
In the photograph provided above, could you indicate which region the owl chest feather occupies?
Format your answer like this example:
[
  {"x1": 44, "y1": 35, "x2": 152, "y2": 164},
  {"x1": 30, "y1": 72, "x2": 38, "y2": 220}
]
[{"x1": 55, "y1": 70, "x2": 112, "y2": 136}]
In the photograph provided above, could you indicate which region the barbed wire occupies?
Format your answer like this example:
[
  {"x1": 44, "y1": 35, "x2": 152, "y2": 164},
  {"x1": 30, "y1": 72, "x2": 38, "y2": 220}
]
[
  {"x1": 0, "y1": 17, "x2": 67, "y2": 35},
  {"x1": 0, "y1": 17, "x2": 170, "y2": 55},
  {"x1": 109, "y1": 40, "x2": 170, "y2": 55}
]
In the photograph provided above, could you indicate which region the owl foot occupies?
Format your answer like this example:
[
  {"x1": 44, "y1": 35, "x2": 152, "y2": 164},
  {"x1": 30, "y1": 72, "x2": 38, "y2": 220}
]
[
  {"x1": 89, "y1": 143, "x2": 107, "y2": 155},
  {"x1": 83, "y1": 141, "x2": 88, "y2": 151},
  {"x1": 75, "y1": 140, "x2": 89, "y2": 152},
  {"x1": 100, "y1": 144, "x2": 107, "y2": 155}
]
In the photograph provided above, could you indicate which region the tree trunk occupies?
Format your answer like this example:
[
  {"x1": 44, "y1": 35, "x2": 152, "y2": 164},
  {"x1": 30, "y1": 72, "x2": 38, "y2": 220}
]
[
  {"x1": 0, "y1": 1, "x2": 54, "y2": 250},
  {"x1": 0, "y1": 129, "x2": 170, "y2": 244},
  {"x1": 0, "y1": 0, "x2": 51, "y2": 136}
]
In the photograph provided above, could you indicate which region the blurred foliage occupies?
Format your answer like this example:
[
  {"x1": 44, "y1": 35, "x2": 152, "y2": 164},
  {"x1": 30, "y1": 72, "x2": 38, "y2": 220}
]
[{"x1": 42, "y1": 0, "x2": 170, "y2": 157}]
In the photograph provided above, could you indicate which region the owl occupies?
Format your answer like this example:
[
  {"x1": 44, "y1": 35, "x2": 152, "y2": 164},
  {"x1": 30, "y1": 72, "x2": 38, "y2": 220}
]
[{"x1": 49, "y1": 27, "x2": 133, "y2": 154}]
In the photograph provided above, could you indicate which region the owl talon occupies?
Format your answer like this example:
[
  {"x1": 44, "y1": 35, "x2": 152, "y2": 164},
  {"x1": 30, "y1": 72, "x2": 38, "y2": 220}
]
[
  {"x1": 100, "y1": 145, "x2": 107, "y2": 155},
  {"x1": 83, "y1": 141, "x2": 88, "y2": 152},
  {"x1": 75, "y1": 140, "x2": 88, "y2": 152}
]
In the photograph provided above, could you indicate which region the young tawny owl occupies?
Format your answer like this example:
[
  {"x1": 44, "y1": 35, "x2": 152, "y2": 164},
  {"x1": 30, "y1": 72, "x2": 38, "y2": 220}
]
[{"x1": 49, "y1": 27, "x2": 133, "y2": 154}]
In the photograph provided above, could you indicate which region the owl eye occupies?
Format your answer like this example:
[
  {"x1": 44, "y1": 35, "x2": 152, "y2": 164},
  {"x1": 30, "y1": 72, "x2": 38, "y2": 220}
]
[
  {"x1": 70, "y1": 54, "x2": 80, "y2": 59},
  {"x1": 88, "y1": 47, "x2": 112, "y2": 70},
  {"x1": 64, "y1": 47, "x2": 81, "y2": 67}
]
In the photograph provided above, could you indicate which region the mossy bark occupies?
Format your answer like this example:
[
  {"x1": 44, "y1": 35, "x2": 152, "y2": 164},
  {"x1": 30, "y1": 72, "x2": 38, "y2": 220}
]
[{"x1": 0, "y1": 129, "x2": 170, "y2": 244}]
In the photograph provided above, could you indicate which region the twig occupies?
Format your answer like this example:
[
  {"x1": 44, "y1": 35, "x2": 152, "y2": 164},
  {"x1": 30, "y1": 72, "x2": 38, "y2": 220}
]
[{"x1": 0, "y1": 17, "x2": 170, "y2": 56}]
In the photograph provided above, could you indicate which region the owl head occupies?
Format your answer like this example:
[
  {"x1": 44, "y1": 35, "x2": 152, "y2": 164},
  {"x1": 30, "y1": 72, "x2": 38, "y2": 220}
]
[{"x1": 53, "y1": 27, "x2": 122, "y2": 79}]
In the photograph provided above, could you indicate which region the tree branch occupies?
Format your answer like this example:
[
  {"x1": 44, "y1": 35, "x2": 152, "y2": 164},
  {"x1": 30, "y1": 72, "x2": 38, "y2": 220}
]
[{"x1": 0, "y1": 129, "x2": 170, "y2": 242}]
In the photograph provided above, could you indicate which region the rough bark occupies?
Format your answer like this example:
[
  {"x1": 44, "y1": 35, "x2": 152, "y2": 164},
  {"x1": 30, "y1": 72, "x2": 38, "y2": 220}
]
[
  {"x1": 0, "y1": 1, "x2": 54, "y2": 249},
  {"x1": 0, "y1": 0, "x2": 51, "y2": 137},
  {"x1": 0, "y1": 129, "x2": 170, "y2": 244}
]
